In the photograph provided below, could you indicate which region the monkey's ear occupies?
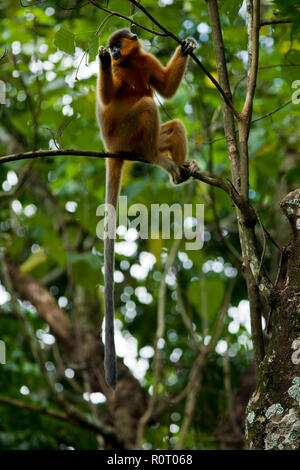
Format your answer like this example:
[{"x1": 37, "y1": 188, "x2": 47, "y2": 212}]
[{"x1": 130, "y1": 35, "x2": 137, "y2": 41}]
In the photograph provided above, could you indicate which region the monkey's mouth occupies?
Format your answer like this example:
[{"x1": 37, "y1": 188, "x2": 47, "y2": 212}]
[{"x1": 112, "y1": 51, "x2": 121, "y2": 60}]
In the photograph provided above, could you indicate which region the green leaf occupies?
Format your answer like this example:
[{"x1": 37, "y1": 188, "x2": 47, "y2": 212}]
[
  {"x1": 88, "y1": 34, "x2": 99, "y2": 60},
  {"x1": 188, "y1": 277, "x2": 225, "y2": 319},
  {"x1": 68, "y1": 252, "x2": 102, "y2": 292},
  {"x1": 54, "y1": 26, "x2": 75, "y2": 55},
  {"x1": 219, "y1": 0, "x2": 243, "y2": 24}
]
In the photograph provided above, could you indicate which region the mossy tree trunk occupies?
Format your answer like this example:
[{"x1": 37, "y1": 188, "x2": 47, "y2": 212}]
[{"x1": 245, "y1": 189, "x2": 300, "y2": 450}]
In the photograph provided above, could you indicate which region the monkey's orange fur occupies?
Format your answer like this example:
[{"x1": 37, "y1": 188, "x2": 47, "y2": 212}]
[
  {"x1": 97, "y1": 35, "x2": 193, "y2": 182},
  {"x1": 96, "y1": 30, "x2": 197, "y2": 389}
]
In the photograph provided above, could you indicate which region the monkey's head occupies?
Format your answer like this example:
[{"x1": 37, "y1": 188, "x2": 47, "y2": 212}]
[{"x1": 108, "y1": 29, "x2": 139, "y2": 63}]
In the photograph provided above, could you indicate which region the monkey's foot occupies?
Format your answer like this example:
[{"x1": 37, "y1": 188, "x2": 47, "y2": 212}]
[
  {"x1": 181, "y1": 38, "x2": 198, "y2": 56},
  {"x1": 170, "y1": 160, "x2": 200, "y2": 185},
  {"x1": 170, "y1": 166, "x2": 183, "y2": 185},
  {"x1": 182, "y1": 159, "x2": 200, "y2": 175}
]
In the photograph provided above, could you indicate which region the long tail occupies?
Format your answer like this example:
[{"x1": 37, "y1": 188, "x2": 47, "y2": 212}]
[{"x1": 104, "y1": 158, "x2": 124, "y2": 390}]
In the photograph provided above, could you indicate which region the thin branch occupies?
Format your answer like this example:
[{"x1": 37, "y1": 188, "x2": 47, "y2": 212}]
[
  {"x1": 0, "y1": 394, "x2": 75, "y2": 424},
  {"x1": 260, "y1": 18, "x2": 292, "y2": 27},
  {"x1": 175, "y1": 279, "x2": 236, "y2": 449},
  {"x1": 5, "y1": 259, "x2": 74, "y2": 348},
  {"x1": 135, "y1": 239, "x2": 180, "y2": 450},
  {"x1": 88, "y1": 0, "x2": 239, "y2": 116},
  {"x1": 0, "y1": 48, "x2": 8, "y2": 63},
  {"x1": 251, "y1": 99, "x2": 293, "y2": 125},
  {"x1": 0, "y1": 394, "x2": 116, "y2": 437},
  {"x1": 0, "y1": 147, "x2": 259, "y2": 232},
  {"x1": 0, "y1": 160, "x2": 34, "y2": 203},
  {"x1": 87, "y1": 0, "x2": 168, "y2": 37},
  {"x1": 238, "y1": 0, "x2": 261, "y2": 200},
  {"x1": 10, "y1": 54, "x2": 40, "y2": 149},
  {"x1": 243, "y1": 0, "x2": 261, "y2": 118},
  {"x1": 176, "y1": 281, "x2": 200, "y2": 346},
  {"x1": 0, "y1": 254, "x2": 120, "y2": 444},
  {"x1": 0, "y1": 148, "x2": 141, "y2": 165},
  {"x1": 206, "y1": 0, "x2": 240, "y2": 184},
  {"x1": 202, "y1": 98, "x2": 293, "y2": 145}
]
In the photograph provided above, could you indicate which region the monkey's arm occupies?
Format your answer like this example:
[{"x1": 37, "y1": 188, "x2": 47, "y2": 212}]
[
  {"x1": 98, "y1": 46, "x2": 116, "y2": 105},
  {"x1": 149, "y1": 39, "x2": 197, "y2": 99}
]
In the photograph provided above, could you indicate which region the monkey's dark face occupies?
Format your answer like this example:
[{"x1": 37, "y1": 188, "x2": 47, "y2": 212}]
[
  {"x1": 110, "y1": 39, "x2": 122, "y2": 61},
  {"x1": 108, "y1": 29, "x2": 138, "y2": 63}
]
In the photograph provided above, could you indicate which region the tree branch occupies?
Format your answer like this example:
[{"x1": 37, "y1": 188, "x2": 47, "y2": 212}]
[
  {"x1": 176, "y1": 279, "x2": 236, "y2": 449},
  {"x1": 260, "y1": 18, "x2": 292, "y2": 27},
  {"x1": 0, "y1": 147, "x2": 258, "y2": 226},
  {"x1": 206, "y1": 0, "x2": 240, "y2": 185},
  {"x1": 0, "y1": 394, "x2": 117, "y2": 438},
  {"x1": 0, "y1": 48, "x2": 7, "y2": 63},
  {"x1": 5, "y1": 260, "x2": 74, "y2": 349},
  {"x1": 87, "y1": 0, "x2": 168, "y2": 37},
  {"x1": 135, "y1": 240, "x2": 180, "y2": 449},
  {"x1": 88, "y1": 0, "x2": 239, "y2": 116}
]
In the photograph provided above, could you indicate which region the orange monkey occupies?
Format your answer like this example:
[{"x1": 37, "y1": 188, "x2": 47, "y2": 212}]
[{"x1": 96, "y1": 29, "x2": 199, "y2": 389}]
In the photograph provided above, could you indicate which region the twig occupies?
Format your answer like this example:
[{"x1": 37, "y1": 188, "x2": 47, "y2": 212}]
[
  {"x1": 0, "y1": 160, "x2": 34, "y2": 203},
  {"x1": 135, "y1": 239, "x2": 180, "y2": 449},
  {"x1": 0, "y1": 394, "x2": 116, "y2": 437},
  {"x1": 175, "y1": 281, "x2": 199, "y2": 346},
  {"x1": 88, "y1": 0, "x2": 239, "y2": 116},
  {"x1": 0, "y1": 49, "x2": 8, "y2": 63},
  {"x1": 202, "y1": 99, "x2": 294, "y2": 145},
  {"x1": 88, "y1": 0, "x2": 168, "y2": 37},
  {"x1": 175, "y1": 279, "x2": 236, "y2": 449},
  {"x1": 206, "y1": 0, "x2": 240, "y2": 185},
  {"x1": 260, "y1": 18, "x2": 292, "y2": 27},
  {"x1": 251, "y1": 99, "x2": 293, "y2": 125},
  {"x1": 0, "y1": 147, "x2": 259, "y2": 232},
  {"x1": 11, "y1": 53, "x2": 40, "y2": 149}
]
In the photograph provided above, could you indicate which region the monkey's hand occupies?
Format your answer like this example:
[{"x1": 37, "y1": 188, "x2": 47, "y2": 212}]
[
  {"x1": 99, "y1": 46, "x2": 111, "y2": 70},
  {"x1": 181, "y1": 38, "x2": 198, "y2": 56}
]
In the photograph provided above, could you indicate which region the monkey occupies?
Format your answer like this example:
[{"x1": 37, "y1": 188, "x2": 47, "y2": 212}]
[{"x1": 96, "y1": 28, "x2": 199, "y2": 390}]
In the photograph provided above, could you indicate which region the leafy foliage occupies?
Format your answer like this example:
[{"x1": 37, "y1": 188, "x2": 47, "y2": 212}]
[{"x1": 0, "y1": 0, "x2": 299, "y2": 450}]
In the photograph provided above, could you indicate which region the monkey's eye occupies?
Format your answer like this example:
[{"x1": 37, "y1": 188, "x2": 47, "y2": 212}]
[{"x1": 109, "y1": 40, "x2": 122, "y2": 51}]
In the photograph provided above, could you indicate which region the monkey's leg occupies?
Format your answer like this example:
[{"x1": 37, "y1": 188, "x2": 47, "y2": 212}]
[
  {"x1": 154, "y1": 153, "x2": 183, "y2": 185},
  {"x1": 159, "y1": 119, "x2": 187, "y2": 165},
  {"x1": 109, "y1": 97, "x2": 160, "y2": 160},
  {"x1": 159, "y1": 119, "x2": 200, "y2": 175},
  {"x1": 107, "y1": 100, "x2": 187, "y2": 184}
]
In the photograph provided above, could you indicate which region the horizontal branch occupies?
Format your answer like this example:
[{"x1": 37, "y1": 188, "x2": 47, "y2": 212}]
[
  {"x1": 0, "y1": 148, "x2": 143, "y2": 165},
  {"x1": 0, "y1": 394, "x2": 116, "y2": 437},
  {"x1": 260, "y1": 18, "x2": 292, "y2": 27},
  {"x1": 0, "y1": 147, "x2": 257, "y2": 227}
]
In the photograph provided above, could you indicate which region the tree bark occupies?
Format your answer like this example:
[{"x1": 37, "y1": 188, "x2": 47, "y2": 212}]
[
  {"x1": 5, "y1": 260, "x2": 147, "y2": 449},
  {"x1": 245, "y1": 189, "x2": 300, "y2": 450}
]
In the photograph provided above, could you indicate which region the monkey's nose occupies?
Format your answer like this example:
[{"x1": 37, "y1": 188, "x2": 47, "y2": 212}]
[{"x1": 112, "y1": 50, "x2": 121, "y2": 60}]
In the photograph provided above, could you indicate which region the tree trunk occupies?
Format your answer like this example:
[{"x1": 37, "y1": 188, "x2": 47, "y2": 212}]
[{"x1": 245, "y1": 189, "x2": 300, "y2": 450}]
